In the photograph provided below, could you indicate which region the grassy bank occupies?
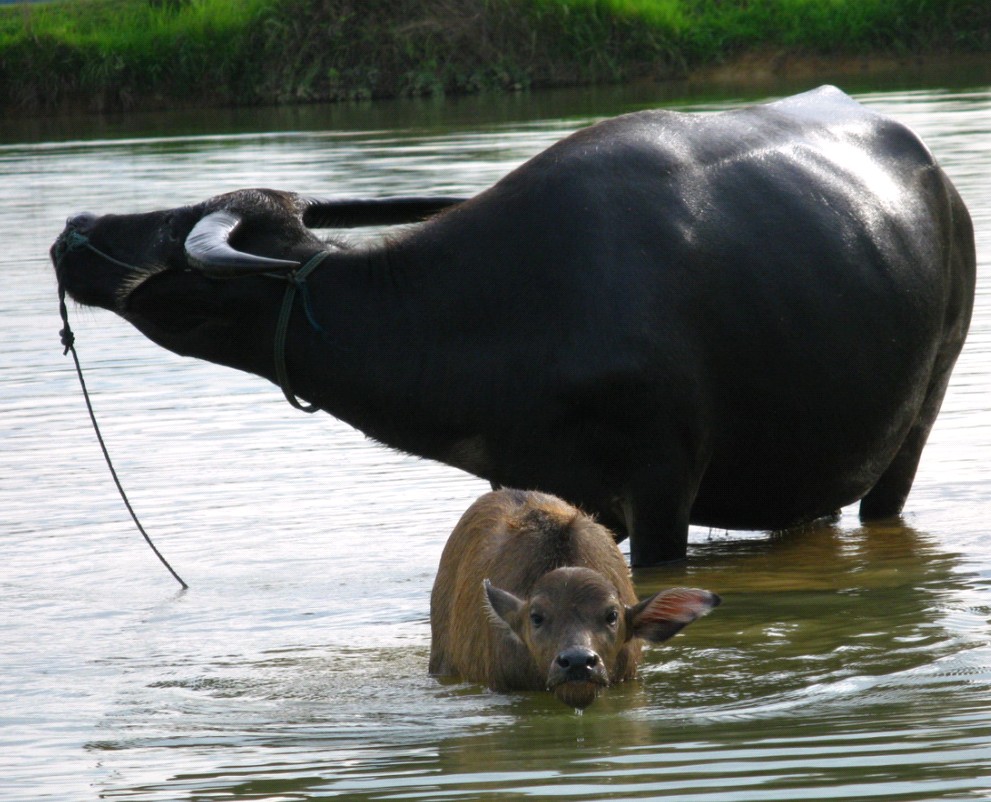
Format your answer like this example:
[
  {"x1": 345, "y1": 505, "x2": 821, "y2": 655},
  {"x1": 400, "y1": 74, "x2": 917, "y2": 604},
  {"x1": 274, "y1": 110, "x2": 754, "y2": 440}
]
[{"x1": 2, "y1": 0, "x2": 988, "y2": 114}]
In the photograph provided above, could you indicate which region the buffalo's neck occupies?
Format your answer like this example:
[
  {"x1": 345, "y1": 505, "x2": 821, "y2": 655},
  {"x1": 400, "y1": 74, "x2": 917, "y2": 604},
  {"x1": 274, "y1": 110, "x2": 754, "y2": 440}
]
[{"x1": 282, "y1": 244, "x2": 499, "y2": 469}]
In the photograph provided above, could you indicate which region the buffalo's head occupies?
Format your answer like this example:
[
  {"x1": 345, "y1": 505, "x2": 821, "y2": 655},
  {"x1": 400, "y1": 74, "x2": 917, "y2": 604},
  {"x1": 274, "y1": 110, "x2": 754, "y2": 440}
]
[
  {"x1": 51, "y1": 188, "x2": 339, "y2": 373},
  {"x1": 52, "y1": 188, "x2": 328, "y2": 310},
  {"x1": 51, "y1": 188, "x2": 462, "y2": 370},
  {"x1": 52, "y1": 187, "x2": 465, "y2": 307},
  {"x1": 485, "y1": 568, "x2": 720, "y2": 710}
]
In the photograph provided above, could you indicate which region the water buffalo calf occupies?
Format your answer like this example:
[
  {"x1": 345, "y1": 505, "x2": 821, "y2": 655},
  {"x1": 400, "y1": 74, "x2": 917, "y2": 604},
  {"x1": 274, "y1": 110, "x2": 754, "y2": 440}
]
[{"x1": 429, "y1": 489, "x2": 720, "y2": 709}]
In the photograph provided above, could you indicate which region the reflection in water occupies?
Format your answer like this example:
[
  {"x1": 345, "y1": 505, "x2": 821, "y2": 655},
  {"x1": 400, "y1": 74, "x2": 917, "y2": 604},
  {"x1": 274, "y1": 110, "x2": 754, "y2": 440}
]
[
  {"x1": 646, "y1": 520, "x2": 967, "y2": 703},
  {"x1": 3, "y1": 81, "x2": 991, "y2": 800}
]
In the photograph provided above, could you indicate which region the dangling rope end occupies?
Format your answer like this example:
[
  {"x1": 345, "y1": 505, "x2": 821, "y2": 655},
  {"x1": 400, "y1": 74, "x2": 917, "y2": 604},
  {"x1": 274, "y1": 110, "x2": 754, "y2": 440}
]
[{"x1": 55, "y1": 265, "x2": 189, "y2": 590}]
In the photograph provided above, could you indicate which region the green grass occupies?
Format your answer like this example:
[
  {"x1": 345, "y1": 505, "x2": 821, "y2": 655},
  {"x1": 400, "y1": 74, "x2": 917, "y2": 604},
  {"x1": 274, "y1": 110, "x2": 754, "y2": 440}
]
[
  {"x1": 0, "y1": 0, "x2": 268, "y2": 41},
  {"x1": 537, "y1": 0, "x2": 986, "y2": 59},
  {"x1": 1, "y1": 0, "x2": 987, "y2": 113},
  {"x1": 0, "y1": 0, "x2": 277, "y2": 110}
]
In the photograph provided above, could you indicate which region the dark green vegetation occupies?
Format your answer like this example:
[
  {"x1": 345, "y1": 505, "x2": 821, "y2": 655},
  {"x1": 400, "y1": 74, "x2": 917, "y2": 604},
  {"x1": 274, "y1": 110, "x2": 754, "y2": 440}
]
[{"x1": 2, "y1": 0, "x2": 988, "y2": 114}]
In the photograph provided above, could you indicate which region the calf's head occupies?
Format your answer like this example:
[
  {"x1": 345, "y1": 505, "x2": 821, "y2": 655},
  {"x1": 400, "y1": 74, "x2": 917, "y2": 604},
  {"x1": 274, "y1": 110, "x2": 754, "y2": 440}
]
[{"x1": 484, "y1": 567, "x2": 720, "y2": 709}]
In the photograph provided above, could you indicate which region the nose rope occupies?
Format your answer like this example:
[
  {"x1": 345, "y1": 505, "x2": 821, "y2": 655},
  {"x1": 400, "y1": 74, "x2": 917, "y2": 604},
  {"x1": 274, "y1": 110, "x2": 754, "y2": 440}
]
[
  {"x1": 55, "y1": 237, "x2": 189, "y2": 590},
  {"x1": 58, "y1": 229, "x2": 146, "y2": 273}
]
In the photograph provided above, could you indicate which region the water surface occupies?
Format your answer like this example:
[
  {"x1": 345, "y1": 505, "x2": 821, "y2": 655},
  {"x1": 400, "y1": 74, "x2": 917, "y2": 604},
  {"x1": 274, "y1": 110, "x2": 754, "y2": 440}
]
[{"x1": 3, "y1": 78, "x2": 991, "y2": 800}]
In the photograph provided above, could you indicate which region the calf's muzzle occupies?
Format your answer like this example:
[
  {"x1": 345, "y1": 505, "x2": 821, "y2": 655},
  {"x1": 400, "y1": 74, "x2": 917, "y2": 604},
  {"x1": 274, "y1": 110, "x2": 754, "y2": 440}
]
[{"x1": 553, "y1": 646, "x2": 602, "y2": 683}]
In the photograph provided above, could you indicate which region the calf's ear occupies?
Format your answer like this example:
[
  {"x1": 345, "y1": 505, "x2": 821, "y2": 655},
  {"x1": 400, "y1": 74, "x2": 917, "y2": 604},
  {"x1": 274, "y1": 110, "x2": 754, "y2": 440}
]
[
  {"x1": 483, "y1": 579, "x2": 526, "y2": 642},
  {"x1": 627, "y1": 588, "x2": 721, "y2": 643}
]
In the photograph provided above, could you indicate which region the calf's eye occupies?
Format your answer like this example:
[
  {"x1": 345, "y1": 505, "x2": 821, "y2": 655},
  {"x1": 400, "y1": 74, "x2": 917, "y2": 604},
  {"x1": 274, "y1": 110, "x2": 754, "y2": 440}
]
[
  {"x1": 530, "y1": 611, "x2": 545, "y2": 628},
  {"x1": 605, "y1": 609, "x2": 619, "y2": 626}
]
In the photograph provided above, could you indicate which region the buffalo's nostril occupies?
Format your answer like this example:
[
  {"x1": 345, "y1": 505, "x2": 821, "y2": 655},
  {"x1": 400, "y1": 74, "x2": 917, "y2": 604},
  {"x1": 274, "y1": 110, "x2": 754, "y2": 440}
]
[
  {"x1": 555, "y1": 647, "x2": 599, "y2": 672},
  {"x1": 67, "y1": 212, "x2": 98, "y2": 232}
]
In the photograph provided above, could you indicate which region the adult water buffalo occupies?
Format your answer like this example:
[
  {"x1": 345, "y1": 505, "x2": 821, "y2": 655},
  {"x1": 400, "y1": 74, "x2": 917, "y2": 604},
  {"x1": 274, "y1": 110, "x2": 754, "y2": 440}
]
[{"x1": 52, "y1": 86, "x2": 975, "y2": 565}]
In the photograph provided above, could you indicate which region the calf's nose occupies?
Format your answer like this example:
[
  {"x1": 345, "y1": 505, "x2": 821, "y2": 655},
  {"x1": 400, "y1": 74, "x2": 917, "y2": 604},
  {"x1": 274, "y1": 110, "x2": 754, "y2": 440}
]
[{"x1": 555, "y1": 647, "x2": 600, "y2": 681}]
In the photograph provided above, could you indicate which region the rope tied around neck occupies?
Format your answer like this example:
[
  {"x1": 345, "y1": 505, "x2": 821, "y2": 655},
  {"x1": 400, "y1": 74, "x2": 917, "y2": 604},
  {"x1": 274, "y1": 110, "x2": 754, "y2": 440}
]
[{"x1": 274, "y1": 250, "x2": 331, "y2": 413}]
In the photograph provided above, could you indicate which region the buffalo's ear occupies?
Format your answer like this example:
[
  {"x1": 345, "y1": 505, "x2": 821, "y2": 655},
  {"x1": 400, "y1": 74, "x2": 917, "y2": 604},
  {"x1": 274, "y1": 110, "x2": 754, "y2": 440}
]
[
  {"x1": 626, "y1": 588, "x2": 721, "y2": 643},
  {"x1": 483, "y1": 579, "x2": 526, "y2": 642}
]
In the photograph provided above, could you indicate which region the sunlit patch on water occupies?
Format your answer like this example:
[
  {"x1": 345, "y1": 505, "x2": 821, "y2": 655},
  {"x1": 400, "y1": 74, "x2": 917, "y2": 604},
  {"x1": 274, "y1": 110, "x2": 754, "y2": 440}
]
[{"x1": 3, "y1": 78, "x2": 991, "y2": 800}]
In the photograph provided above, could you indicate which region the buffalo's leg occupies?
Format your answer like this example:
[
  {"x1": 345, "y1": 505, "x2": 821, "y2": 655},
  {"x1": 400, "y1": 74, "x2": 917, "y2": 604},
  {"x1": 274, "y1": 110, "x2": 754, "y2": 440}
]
[
  {"x1": 622, "y1": 474, "x2": 698, "y2": 566},
  {"x1": 624, "y1": 498, "x2": 692, "y2": 565},
  {"x1": 620, "y1": 437, "x2": 709, "y2": 565},
  {"x1": 858, "y1": 435, "x2": 925, "y2": 521},
  {"x1": 859, "y1": 368, "x2": 954, "y2": 521},
  {"x1": 863, "y1": 188, "x2": 974, "y2": 520}
]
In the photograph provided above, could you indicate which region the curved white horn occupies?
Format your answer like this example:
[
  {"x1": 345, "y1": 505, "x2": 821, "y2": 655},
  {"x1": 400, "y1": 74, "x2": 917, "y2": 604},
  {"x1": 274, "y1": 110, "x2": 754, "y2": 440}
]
[{"x1": 185, "y1": 209, "x2": 299, "y2": 276}]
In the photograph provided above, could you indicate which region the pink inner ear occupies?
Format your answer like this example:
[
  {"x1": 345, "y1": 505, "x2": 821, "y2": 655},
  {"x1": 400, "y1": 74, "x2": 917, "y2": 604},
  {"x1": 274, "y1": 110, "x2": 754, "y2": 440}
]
[{"x1": 641, "y1": 588, "x2": 718, "y2": 624}]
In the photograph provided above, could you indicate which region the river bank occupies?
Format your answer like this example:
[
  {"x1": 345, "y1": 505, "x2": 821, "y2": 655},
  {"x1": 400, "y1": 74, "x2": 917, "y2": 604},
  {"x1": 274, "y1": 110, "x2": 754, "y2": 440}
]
[{"x1": 2, "y1": 0, "x2": 989, "y2": 116}]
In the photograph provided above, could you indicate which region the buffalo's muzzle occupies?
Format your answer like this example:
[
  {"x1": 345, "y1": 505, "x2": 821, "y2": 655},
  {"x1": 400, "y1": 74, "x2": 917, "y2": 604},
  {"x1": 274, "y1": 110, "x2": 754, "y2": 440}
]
[
  {"x1": 547, "y1": 646, "x2": 609, "y2": 709},
  {"x1": 554, "y1": 647, "x2": 601, "y2": 682}
]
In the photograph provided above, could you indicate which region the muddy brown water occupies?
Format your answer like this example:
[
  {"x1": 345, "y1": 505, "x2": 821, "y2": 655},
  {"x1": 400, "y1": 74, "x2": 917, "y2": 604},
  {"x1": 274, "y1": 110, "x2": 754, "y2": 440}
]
[{"x1": 3, "y1": 75, "x2": 991, "y2": 800}]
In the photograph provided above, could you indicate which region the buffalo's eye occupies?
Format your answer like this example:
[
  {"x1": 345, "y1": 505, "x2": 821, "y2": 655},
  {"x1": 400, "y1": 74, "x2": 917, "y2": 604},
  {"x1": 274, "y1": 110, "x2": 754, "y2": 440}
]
[
  {"x1": 530, "y1": 611, "x2": 545, "y2": 628},
  {"x1": 605, "y1": 608, "x2": 620, "y2": 627}
]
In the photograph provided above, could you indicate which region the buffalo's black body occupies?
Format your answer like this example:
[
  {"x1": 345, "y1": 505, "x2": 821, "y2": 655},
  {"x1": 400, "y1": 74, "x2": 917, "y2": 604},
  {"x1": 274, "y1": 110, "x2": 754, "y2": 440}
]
[{"x1": 53, "y1": 87, "x2": 975, "y2": 564}]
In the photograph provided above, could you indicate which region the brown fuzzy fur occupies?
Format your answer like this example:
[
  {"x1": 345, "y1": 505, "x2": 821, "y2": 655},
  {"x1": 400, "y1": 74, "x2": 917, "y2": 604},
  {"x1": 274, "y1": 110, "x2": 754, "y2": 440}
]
[{"x1": 429, "y1": 489, "x2": 641, "y2": 692}]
